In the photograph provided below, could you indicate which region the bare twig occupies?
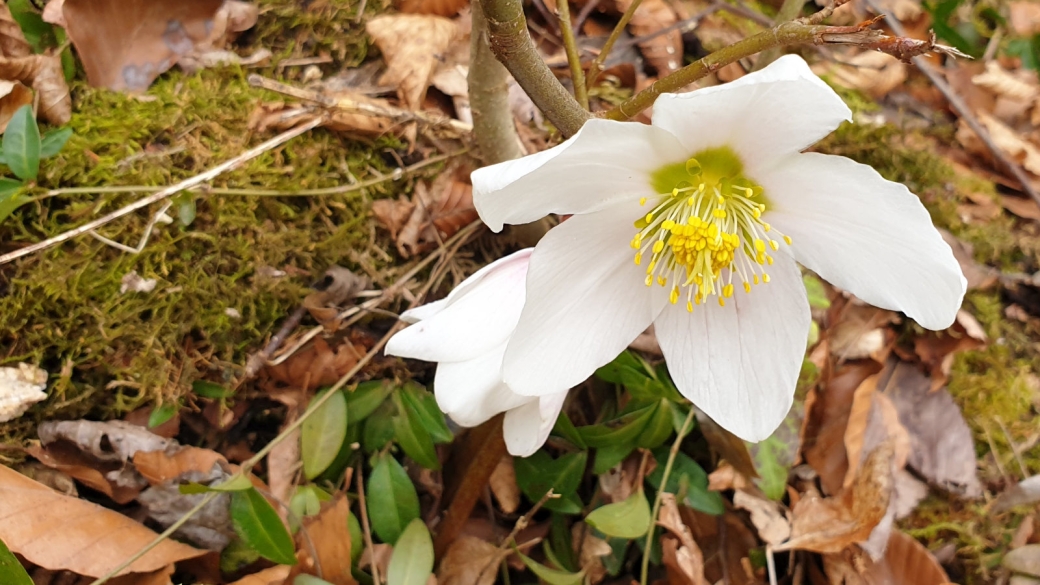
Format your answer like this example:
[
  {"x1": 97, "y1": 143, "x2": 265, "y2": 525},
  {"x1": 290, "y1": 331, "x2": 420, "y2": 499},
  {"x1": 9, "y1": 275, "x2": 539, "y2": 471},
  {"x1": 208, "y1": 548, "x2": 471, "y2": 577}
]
[
  {"x1": 557, "y1": 0, "x2": 589, "y2": 109},
  {"x1": 0, "y1": 117, "x2": 325, "y2": 266},
  {"x1": 356, "y1": 461, "x2": 381, "y2": 585},
  {"x1": 862, "y1": 0, "x2": 1040, "y2": 206},
  {"x1": 586, "y1": 0, "x2": 646, "y2": 90}
]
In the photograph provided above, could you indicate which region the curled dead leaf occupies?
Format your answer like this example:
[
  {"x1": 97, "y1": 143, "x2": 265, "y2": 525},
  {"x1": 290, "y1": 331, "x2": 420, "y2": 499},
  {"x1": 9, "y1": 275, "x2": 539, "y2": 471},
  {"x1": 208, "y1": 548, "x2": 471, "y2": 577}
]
[
  {"x1": 373, "y1": 163, "x2": 478, "y2": 257},
  {"x1": 366, "y1": 14, "x2": 457, "y2": 110},
  {"x1": 227, "y1": 566, "x2": 292, "y2": 585},
  {"x1": 287, "y1": 494, "x2": 358, "y2": 585},
  {"x1": 397, "y1": 0, "x2": 469, "y2": 17},
  {"x1": 624, "y1": 0, "x2": 683, "y2": 75},
  {"x1": 0, "y1": 54, "x2": 71, "y2": 124},
  {"x1": 0, "y1": 464, "x2": 204, "y2": 577},
  {"x1": 132, "y1": 445, "x2": 228, "y2": 486},
  {"x1": 732, "y1": 489, "x2": 790, "y2": 546},
  {"x1": 0, "y1": 3, "x2": 31, "y2": 58},
  {"x1": 438, "y1": 536, "x2": 507, "y2": 585},
  {"x1": 62, "y1": 0, "x2": 224, "y2": 91},
  {"x1": 489, "y1": 455, "x2": 520, "y2": 514},
  {"x1": 658, "y1": 493, "x2": 709, "y2": 585},
  {"x1": 266, "y1": 335, "x2": 368, "y2": 391}
]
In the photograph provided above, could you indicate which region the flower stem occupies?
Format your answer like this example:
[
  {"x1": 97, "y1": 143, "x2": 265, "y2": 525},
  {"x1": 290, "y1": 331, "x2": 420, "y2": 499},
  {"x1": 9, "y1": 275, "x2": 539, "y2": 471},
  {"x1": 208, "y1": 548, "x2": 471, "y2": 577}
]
[
  {"x1": 470, "y1": 0, "x2": 527, "y2": 164},
  {"x1": 585, "y1": 0, "x2": 644, "y2": 91},
  {"x1": 479, "y1": 0, "x2": 591, "y2": 136},
  {"x1": 640, "y1": 405, "x2": 697, "y2": 585},
  {"x1": 556, "y1": 0, "x2": 589, "y2": 110}
]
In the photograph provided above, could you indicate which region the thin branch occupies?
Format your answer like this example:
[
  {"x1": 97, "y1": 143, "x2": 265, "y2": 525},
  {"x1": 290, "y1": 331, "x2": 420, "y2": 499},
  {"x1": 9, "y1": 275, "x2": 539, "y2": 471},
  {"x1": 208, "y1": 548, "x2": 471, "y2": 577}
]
[
  {"x1": 480, "y1": 0, "x2": 591, "y2": 137},
  {"x1": 557, "y1": 0, "x2": 589, "y2": 109},
  {"x1": 470, "y1": 2, "x2": 527, "y2": 164},
  {"x1": 640, "y1": 406, "x2": 697, "y2": 585},
  {"x1": 585, "y1": 0, "x2": 645, "y2": 90},
  {"x1": 0, "y1": 117, "x2": 325, "y2": 266},
  {"x1": 862, "y1": 0, "x2": 1040, "y2": 207},
  {"x1": 356, "y1": 461, "x2": 381, "y2": 585}
]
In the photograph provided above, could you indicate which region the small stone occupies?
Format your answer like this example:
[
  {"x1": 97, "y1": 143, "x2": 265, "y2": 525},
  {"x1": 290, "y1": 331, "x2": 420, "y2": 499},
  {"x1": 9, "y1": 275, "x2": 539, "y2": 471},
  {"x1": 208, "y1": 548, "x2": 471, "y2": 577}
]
[
  {"x1": 1005, "y1": 545, "x2": 1040, "y2": 577},
  {"x1": 0, "y1": 363, "x2": 48, "y2": 422}
]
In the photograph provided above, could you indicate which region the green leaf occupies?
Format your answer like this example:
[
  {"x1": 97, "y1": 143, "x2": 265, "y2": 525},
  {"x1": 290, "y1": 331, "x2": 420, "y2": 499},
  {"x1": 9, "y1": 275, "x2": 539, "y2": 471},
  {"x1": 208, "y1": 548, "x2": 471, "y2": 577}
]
[
  {"x1": 634, "y1": 401, "x2": 675, "y2": 449},
  {"x1": 0, "y1": 177, "x2": 24, "y2": 224},
  {"x1": 392, "y1": 390, "x2": 440, "y2": 470},
  {"x1": 592, "y1": 441, "x2": 636, "y2": 475},
  {"x1": 515, "y1": 451, "x2": 587, "y2": 514},
  {"x1": 175, "y1": 194, "x2": 196, "y2": 226},
  {"x1": 2, "y1": 105, "x2": 40, "y2": 181},
  {"x1": 367, "y1": 453, "x2": 420, "y2": 544},
  {"x1": 400, "y1": 383, "x2": 452, "y2": 443},
  {"x1": 802, "y1": 273, "x2": 830, "y2": 310},
  {"x1": 230, "y1": 487, "x2": 297, "y2": 565},
  {"x1": 39, "y1": 127, "x2": 72, "y2": 159},
  {"x1": 647, "y1": 450, "x2": 724, "y2": 516},
  {"x1": 387, "y1": 519, "x2": 434, "y2": 585},
  {"x1": 585, "y1": 490, "x2": 651, "y2": 539},
  {"x1": 0, "y1": 535, "x2": 31, "y2": 585},
  {"x1": 289, "y1": 486, "x2": 323, "y2": 533},
  {"x1": 551, "y1": 412, "x2": 586, "y2": 449},
  {"x1": 347, "y1": 380, "x2": 394, "y2": 423},
  {"x1": 517, "y1": 551, "x2": 584, "y2": 585},
  {"x1": 579, "y1": 404, "x2": 657, "y2": 448},
  {"x1": 180, "y1": 473, "x2": 254, "y2": 494},
  {"x1": 348, "y1": 510, "x2": 364, "y2": 564},
  {"x1": 192, "y1": 380, "x2": 234, "y2": 399},
  {"x1": 362, "y1": 401, "x2": 396, "y2": 452},
  {"x1": 302, "y1": 389, "x2": 349, "y2": 479},
  {"x1": 147, "y1": 402, "x2": 179, "y2": 428}
]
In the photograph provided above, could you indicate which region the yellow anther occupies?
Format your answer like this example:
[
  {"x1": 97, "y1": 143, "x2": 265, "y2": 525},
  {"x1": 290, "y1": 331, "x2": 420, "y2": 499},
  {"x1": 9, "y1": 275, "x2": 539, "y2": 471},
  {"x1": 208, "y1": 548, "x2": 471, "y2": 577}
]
[
  {"x1": 645, "y1": 275, "x2": 653, "y2": 286},
  {"x1": 634, "y1": 252, "x2": 642, "y2": 265},
  {"x1": 639, "y1": 197, "x2": 647, "y2": 205},
  {"x1": 662, "y1": 219, "x2": 675, "y2": 229},
  {"x1": 713, "y1": 209, "x2": 727, "y2": 219},
  {"x1": 763, "y1": 273, "x2": 771, "y2": 283},
  {"x1": 652, "y1": 241, "x2": 664, "y2": 253},
  {"x1": 763, "y1": 223, "x2": 771, "y2": 232},
  {"x1": 783, "y1": 235, "x2": 792, "y2": 245},
  {"x1": 645, "y1": 212, "x2": 654, "y2": 223},
  {"x1": 766, "y1": 255, "x2": 774, "y2": 266},
  {"x1": 755, "y1": 239, "x2": 765, "y2": 253},
  {"x1": 753, "y1": 275, "x2": 760, "y2": 285},
  {"x1": 743, "y1": 282, "x2": 751, "y2": 293},
  {"x1": 718, "y1": 297, "x2": 726, "y2": 307},
  {"x1": 687, "y1": 301, "x2": 694, "y2": 312},
  {"x1": 670, "y1": 285, "x2": 680, "y2": 304},
  {"x1": 769, "y1": 239, "x2": 779, "y2": 251},
  {"x1": 723, "y1": 283, "x2": 734, "y2": 298},
  {"x1": 658, "y1": 276, "x2": 667, "y2": 286}
]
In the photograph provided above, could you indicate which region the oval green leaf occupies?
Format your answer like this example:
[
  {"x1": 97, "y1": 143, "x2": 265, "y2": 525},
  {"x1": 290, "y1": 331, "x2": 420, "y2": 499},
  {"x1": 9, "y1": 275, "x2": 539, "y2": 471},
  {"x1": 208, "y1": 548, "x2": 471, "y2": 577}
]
[
  {"x1": 347, "y1": 380, "x2": 394, "y2": 423},
  {"x1": 2, "y1": 105, "x2": 40, "y2": 181},
  {"x1": 39, "y1": 127, "x2": 72, "y2": 158},
  {"x1": 517, "y1": 551, "x2": 584, "y2": 585},
  {"x1": 387, "y1": 518, "x2": 434, "y2": 585},
  {"x1": 392, "y1": 393, "x2": 439, "y2": 470},
  {"x1": 0, "y1": 536, "x2": 32, "y2": 585},
  {"x1": 0, "y1": 177, "x2": 25, "y2": 224},
  {"x1": 367, "y1": 453, "x2": 420, "y2": 544},
  {"x1": 302, "y1": 389, "x2": 348, "y2": 479},
  {"x1": 584, "y1": 489, "x2": 651, "y2": 539},
  {"x1": 230, "y1": 487, "x2": 297, "y2": 565}
]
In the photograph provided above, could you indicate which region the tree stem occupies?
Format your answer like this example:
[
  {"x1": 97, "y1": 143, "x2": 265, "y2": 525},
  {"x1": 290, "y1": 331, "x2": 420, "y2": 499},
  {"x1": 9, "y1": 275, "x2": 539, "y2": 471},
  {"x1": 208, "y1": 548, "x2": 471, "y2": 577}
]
[
  {"x1": 556, "y1": 0, "x2": 589, "y2": 109},
  {"x1": 470, "y1": 0, "x2": 527, "y2": 164}
]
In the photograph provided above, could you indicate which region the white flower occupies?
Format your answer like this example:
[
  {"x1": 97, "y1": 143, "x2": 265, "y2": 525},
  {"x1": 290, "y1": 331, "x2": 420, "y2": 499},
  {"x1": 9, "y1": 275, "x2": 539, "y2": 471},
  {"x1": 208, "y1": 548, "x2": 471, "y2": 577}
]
[
  {"x1": 385, "y1": 249, "x2": 568, "y2": 457},
  {"x1": 471, "y1": 55, "x2": 966, "y2": 442}
]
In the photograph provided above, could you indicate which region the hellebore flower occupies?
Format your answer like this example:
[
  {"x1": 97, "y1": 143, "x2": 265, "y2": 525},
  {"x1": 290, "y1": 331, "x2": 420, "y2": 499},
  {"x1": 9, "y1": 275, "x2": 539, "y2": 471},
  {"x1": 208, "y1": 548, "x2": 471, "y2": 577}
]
[
  {"x1": 472, "y1": 55, "x2": 965, "y2": 442},
  {"x1": 385, "y1": 249, "x2": 567, "y2": 456}
]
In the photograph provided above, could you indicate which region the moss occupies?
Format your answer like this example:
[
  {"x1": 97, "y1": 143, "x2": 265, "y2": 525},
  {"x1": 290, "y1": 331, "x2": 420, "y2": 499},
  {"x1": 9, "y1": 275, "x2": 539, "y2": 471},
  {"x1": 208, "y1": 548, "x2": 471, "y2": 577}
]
[
  {"x1": 249, "y1": 0, "x2": 383, "y2": 70},
  {"x1": 0, "y1": 64, "x2": 419, "y2": 456}
]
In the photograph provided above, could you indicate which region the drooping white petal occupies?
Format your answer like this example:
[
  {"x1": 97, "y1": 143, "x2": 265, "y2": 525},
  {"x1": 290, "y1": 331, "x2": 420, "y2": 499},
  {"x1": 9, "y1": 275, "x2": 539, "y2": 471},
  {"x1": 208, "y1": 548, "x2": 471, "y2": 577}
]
[
  {"x1": 434, "y1": 345, "x2": 531, "y2": 427},
  {"x1": 472, "y1": 119, "x2": 687, "y2": 232},
  {"x1": 654, "y1": 252, "x2": 810, "y2": 442},
  {"x1": 652, "y1": 55, "x2": 851, "y2": 169},
  {"x1": 759, "y1": 152, "x2": 966, "y2": 330},
  {"x1": 385, "y1": 250, "x2": 530, "y2": 362},
  {"x1": 503, "y1": 202, "x2": 666, "y2": 396},
  {"x1": 503, "y1": 390, "x2": 568, "y2": 457}
]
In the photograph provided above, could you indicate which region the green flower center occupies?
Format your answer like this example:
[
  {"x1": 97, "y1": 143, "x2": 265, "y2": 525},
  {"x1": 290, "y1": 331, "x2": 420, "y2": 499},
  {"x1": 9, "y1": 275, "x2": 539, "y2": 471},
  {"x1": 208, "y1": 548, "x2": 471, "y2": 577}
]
[{"x1": 632, "y1": 147, "x2": 791, "y2": 311}]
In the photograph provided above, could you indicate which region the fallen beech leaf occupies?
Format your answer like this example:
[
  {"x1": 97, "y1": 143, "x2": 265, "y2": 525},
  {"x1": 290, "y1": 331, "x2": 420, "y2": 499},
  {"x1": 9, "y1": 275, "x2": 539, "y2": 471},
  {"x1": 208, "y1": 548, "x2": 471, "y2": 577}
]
[
  {"x1": 1010, "y1": 2, "x2": 1040, "y2": 36},
  {"x1": 365, "y1": 14, "x2": 457, "y2": 110},
  {"x1": 957, "y1": 112, "x2": 1040, "y2": 178},
  {"x1": 438, "y1": 536, "x2": 508, "y2": 585},
  {"x1": 133, "y1": 445, "x2": 227, "y2": 486},
  {"x1": 0, "y1": 465, "x2": 204, "y2": 577},
  {"x1": 375, "y1": 163, "x2": 478, "y2": 257},
  {"x1": 828, "y1": 304, "x2": 899, "y2": 362},
  {"x1": 489, "y1": 455, "x2": 520, "y2": 514},
  {"x1": 227, "y1": 565, "x2": 292, "y2": 585},
  {"x1": 658, "y1": 493, "x2": 709, "y2": 585},
  {"x1": 62, "y1": 0, "x2": 224, "y2": 91},
  {"x1": 287, "y1": 494, "x2": 357, "y2": 585},
  {"x1": 266, "y1": 335, "x2": 367, "y2": 390},
  {"x1": 732, "y1": 490, "x2": 790, "y2": 546},
  {"x1": 912, "y1": 312, "x2": 986, "y2": 390},
  {"x1": 679, "y1": 508, "x2": 760, "y2": 585},
  {"x1": 972, "y1": 61, "x2": 1039, "y2": 102},
  {"x1": 877, "y1": 361, "x2": 982, "y2": 498},
  {"x1": 816, "y1": 51, "x2": 907, "y2": 99},
  {"x1": 776, "y1": 442, "x2": 894, "y2": 554},
  {"x1": 26, "y1": 442, "x2": 144, "y2": 504},
  {"x1": 1001, "y1": 194, "x2": 1040, "y2": 221},
  {"x1": 0, "y1": 3, "x2": 30, "y2": 58},
  {"x1": 861, "y1": 530, "x2": 950, "y2": 584},
  {"x1": 397, "y1": 0, "x2": 469, "y2": 17},
  {"x1": 0, "y1": 54, "x2": 71, "y2": 124},
  {"x1": 39, "y1": 420, "x2": 169, "y2": 462},
  {"x1": 620, "y1": 0, "x2": 683, "y2": 75}
]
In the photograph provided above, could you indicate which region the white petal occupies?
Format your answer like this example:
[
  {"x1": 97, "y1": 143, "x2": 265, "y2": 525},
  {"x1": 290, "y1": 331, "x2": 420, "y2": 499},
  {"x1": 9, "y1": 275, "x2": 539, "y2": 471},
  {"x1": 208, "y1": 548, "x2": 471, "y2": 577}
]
[
  {"x1": 760, "y1": 152, "x2": 966, "y2": 330},
  {"x1": 385, "y1": 250, "x2": 530, "y2": 362},
  {"x1": 652, "y1": 55, "x2": 851, "y2": 169},
  {"x1": 503, "y1": 202, "x2": 666, "y2": 396},
  {"x1": 435, "y1": 345, "x2": 531, "y2": 427},
  {"x1": 654, "y1": 252, "x2": 810, "y2": 441},
  {"x1": 472, "y1": 119, "x2": 686, "y2": 232},
  {"x1": 503, "y1": 390, "x2": 568, "y2": 457}
]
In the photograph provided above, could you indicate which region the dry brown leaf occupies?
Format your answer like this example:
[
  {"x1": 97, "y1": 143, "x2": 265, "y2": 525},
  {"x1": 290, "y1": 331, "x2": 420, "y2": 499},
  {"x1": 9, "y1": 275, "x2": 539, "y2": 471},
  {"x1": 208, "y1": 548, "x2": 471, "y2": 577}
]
[
  {"x1": 938, "y1": 229, "x2": 999, "y2": 291},
  {"x1": 42, "y1": 0, "x2": 66, "y2": 27},
  {"x1": 732, "y1": 490, "x2": 790, "y2": 546},
  {"x1": 957, "y1": 111, "x2": 1040, "y2": 178},
  {"x1": 303, "y1": 266, "x2": 370, "y2": 328},
  {"x1": 912, "y1": 311, "x2": 986, "y2": 389},
  {"x1": 62, "y1": 0, "x2": 224, "y2": 91},
  {"x1": 397, "y1": 0, "x2": 469, "y2": 17},
  {"x1": 658, "y1": 493, "x2": 709, "y2": 585},
  {"x1": 489, "y1": 455, "x2": 520, "y2": 514},
  {"x1": 695, "y1": 408, "x2": 758, "y2": 480},
  {"x1": 1001, "y1": 194, "x2": 1040, "y2": 220},
  {"x1": 227, "y1": 566, "x2": 292, "y2": 585},
  {"x1": 816, "y1": 51, "x2": 907, "y2": 99},
  {"x1": 680, "y1": 508, "x2": 761, "y2": 585},
  {"x1": 437, "y1": 536, "x2": 507, "y2": 585},
  {"x1": 0, "y1": 464, "x2": 204, "y2": 577},
  {"x1": 132, "y1": 446, "x2": 227, "y2": 486},
  {"x1": 0, "y1": 3, "x2": 30, "y2": 58},
  {"x1": 878, "y1": 361, "x2": 982, "y2": 497},
  {"x1": 620, "y1": 0, "x2": 683, "y2": 75},
  {"x1": 860, "y1": 530, "x2": 950, "y2": 585},
  {"x1": 841, "y1": 374, "x2": 879, "y2": 487},
  {"x1": 0, "y1": 54, "x2": 71, "y2": 124},
  {"x1": 972, "y1": 61, "x2": 1039, "y2": 102},
  {"x1": 266, "y1": 335, "x2": 367, "y2": 390},
  {"x1": 1010, "y1": 2, "x2": 1040, "y2": 36},
  {"x1": 776, "y1": 442, "x2": 894, "y2": 554},
  {"x1": 828, "y1": 304, "x2": 899, "y2": 362},
  {"x1": 374, "y1": 164, "x2": 478, "y2": 257},
  {"x1": 365, "y1": 14, "x2": 457, "y2": 110},
  {"x1": 287, "y1": 493, "x2": 357, "y2": 585},
  {"x1": 26, "y1": 442, "x2": 144, "y2": 504},
  {"x1": 267, "y1": 425, "x2": 300, "y2": 508},
  {"x1": 572, "y1": 522, "x2": 611, "y2": 584}
]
